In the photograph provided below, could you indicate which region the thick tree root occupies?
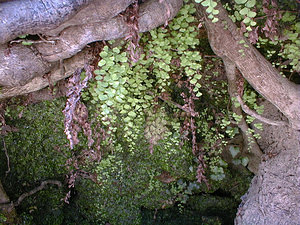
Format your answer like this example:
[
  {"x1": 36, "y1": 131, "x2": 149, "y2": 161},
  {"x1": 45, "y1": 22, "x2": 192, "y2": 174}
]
[
  {"x1": 0, "y1": 0, "x2": 183, "y2": 98},
  {"x1": 195, "y1": 2, "x2": 300, "y2": 130},
  {"x1": 223, "y1": 57, "x2": 262, "y2": 174}
]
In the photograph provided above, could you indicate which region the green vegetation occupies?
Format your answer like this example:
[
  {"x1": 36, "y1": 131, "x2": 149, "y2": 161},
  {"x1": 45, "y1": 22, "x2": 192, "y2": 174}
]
[
  {"x1": 4, "y1": 100, "x2": 70, "y2": 183},
  {"x1": 1, "y1": 0, "x2": 298, "y2": 224}
]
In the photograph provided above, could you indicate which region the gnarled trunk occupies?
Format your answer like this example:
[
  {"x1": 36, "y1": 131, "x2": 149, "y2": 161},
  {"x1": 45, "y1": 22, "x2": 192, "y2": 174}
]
[
  {"x1": 0, "y1": 0, "x2": 183, "y2": 98},
  {"x1": 196, "y1": 2, "x2": 300, "y2": 130},
  {"x1": 196, "y1": 2, "x2": 300, "y2": 224},
  {"x1": 235, "y1": 101, "x2": 300, "y2": 225}
]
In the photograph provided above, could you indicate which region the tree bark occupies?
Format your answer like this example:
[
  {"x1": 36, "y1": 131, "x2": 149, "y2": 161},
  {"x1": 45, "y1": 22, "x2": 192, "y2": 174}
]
[
  {"x1": 0, "y1": 0, "x2": 93, "y2": 44},
  {"x1": 196, "y1": 3, "x2": 300, "y2": 130},
  {"x1": 0, "y1": 0, "x2": 183, "y2": 98},
  {"x1": 0, "y1": 44, "x2": 55, "y2": 87},
  {"x1": 194, "y1": 3, "x2": 300, "y2": 224},
  {"x1": 223, "y1": 57, "x2": 262, "y2": 174},
  {"x1": 235, "y1": 101, "x2": 300, "y2": 225},
  {"x1": 34, "y1": 0, "x2": 183, "y2": 62},
  {"x1": 43, "y1": 0, "x2": 136, "y2": 37},
  {"x1": 0, "y1": 46, "x2": 93, "y2": 99}
]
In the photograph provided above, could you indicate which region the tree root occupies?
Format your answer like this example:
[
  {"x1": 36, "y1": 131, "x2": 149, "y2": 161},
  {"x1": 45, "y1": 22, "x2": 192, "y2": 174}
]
[
  {"x1": 0, "y1": 0, "x2": 183, "y2": 93},
  {"x1": 0, "y1": 180, "x2": 62, "y2": 208},
  {"x1": 235, "y1": 95, "x2": 289, "y2": 127},
  {"x1": 223, "y1": 57, "x2": 262, "y2": 174}
]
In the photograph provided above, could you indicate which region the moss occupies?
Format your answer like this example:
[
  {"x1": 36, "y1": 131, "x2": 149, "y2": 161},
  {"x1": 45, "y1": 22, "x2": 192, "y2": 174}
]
[
  {"x1": 19, "y1": 188, "x2": 65, "y2": 225},
  {"x1": 3, "y1": 98, "x2": 70, "y2": 184},
  {"x1": 1, "y1": 98, "x2": 71, "y2": 225},
  {"x1": 74, "y1": 136, "x2": 197, "y2": 224},
  {"x1": 0, "y1": 3, "x2": 255, "y2": 224}
]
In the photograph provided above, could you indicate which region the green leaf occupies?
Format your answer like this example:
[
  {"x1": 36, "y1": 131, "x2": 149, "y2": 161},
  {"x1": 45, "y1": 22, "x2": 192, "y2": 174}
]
[
  {"x1": 144, "y1": 95, "x2": 152, "y2": 100},
  {"x1": 21, "y1": 41, "x2": 33, "y2": 45},
  {"x1": 212, "y1": 9, "x2": 219, "y2": 15},
  {"x1": 98, "y1": 59, "x2": 106, "y2": 67},
  {"x1": 124, "y1": 117, "x2": 131, "y2": 122},
  {"x1": 201, "y1": 0, "x2": 210, "y2": 7},
  {"x1": 106, "y1": 100, "x2": 114, "y2": 106},
  {"x1": 243, "y1": 17, "x2": 251, "y2": 24},
  {"x1": 241, "y1": 157, "x2": 249, "y2": 166},
  {"x1": 128, "y1": 111, "x2": 136, "y2": 117},
  {"x1": 247, "y1": 11, "x2": 256, "y2": 18},
  {"x1": 104, "y1": 75, "x2": 111, "y2": 82},
  {"x1": 211, "y1": 1, "x2": 217, "y2": 7},
  {"x1": 235, "y1": 0, "x2": 247, "y2": 4},
  {"x1": 94, "y1": 70, "x2": 102, "y2": 75},
  {"x1": 234, "y1": 11, "x2": 242, "y2": 21},
  {"x1": 142, "y1": 104, "x2": 149, "y2": 108},
  {"x1": 98, "y1": 94, "x2": 108, "y2": 101},
  {"x1": 186, "y1": 16, "x2": 195, "y2": 23},
  {"x1": 106, "y1": 88, "x2": 116, "y2": 98},
  {"x1": 100, "y1": 51, "x2": 108, "y2": 58},
  {"x1": 138, "y1": 85, "x2": 147, "y2": 91},
  {"x1": 106, "y1": 60, "x2": 115, "y2": 67},
  {"x1": 246, "y1": 0, "x2": 256, "y2": 8},
  {"x1": 111, "y1": 73, "x2": 119, "y2": 81},
  {"x1": 190, "y1": 7, "x2": 196, "y2": 13},
  {"x1": 229, "y1": 146, "x2": 240, "y2": 158},
  {"x1": 196, "y1": 92, "x2": 202, "y2": 97},
  {"x1": 282, "y1": 12, "x2": 296, "y2": 22},
  {"x1": 120, "y1": 78, "x2": 126, "y2": 84},
  {"x1": 119, "y1": 56, "x2": 128, "y2": 63},
  {"x1": 239, "y1": 7, "x2": 249, "y2": 15},
  {"x1": 120, "y1": 87, "x2": 128, "y2": 94},
  {"x1": 101, "y1": 108, "x2": 110, "y2": 115},
  {"x1": 100, "y1": 81, "x2": 109, "y2": 87},
  {"x1": 112, "y1": 81, "x2": 120, "y2": 89},
  {"x1": 173, "y1": 24, "x2": 180, "y2": 30},
  {"x1": 190, "y1": 78, "x2": 197, "y2": 84},
  {"x1": 212, "y1": 17, "x2": 219, "y2": 23},
  {"x1": 254, "y1": 123, "x2": 263, "y2": 130},
  {"x1": 112, "y1": 47, "x2": 120, "y2": 54},
  {"x1": 206, "y1": 6, "x2": 213, "y2": 13},
  {"x1": 246, "y1": 26, "x2": 252, "y2": 31},
  {"x1": 128, "y1": 78, "x2": 135, "y2": 85},
  {"x1": 124, "y1": 104, "x2": 131, "y2": 110},
  {"x1": 103, "y1": 46, "x2": 109, "y2": 51},
  {"x1": 194, "y1": 74, "x2": 202, "y2": 79}
]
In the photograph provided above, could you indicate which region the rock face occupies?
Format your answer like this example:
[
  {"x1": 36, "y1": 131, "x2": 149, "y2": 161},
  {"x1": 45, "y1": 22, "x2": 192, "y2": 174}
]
[{"x1": 235, "y1": 101, "x2": 300, "y2": 225}]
